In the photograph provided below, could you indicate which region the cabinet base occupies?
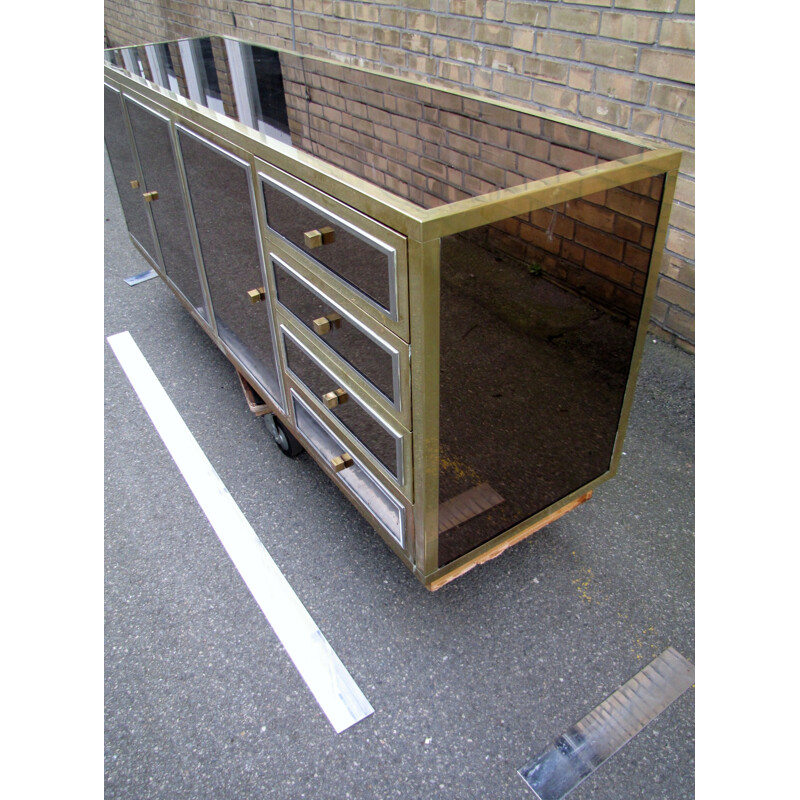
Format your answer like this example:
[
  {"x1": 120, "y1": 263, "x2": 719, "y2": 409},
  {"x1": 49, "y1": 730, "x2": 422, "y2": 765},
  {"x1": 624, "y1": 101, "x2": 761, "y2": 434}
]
[{"x1": 425, "y1": 490, "x2": 593, "y2": 591}]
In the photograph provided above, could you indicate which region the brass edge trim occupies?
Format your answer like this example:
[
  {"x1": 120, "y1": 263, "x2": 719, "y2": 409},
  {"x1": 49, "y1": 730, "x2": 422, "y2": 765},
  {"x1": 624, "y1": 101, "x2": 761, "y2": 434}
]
[
  {"x1": 607, "y1": 166, "x2": 681, "y2": 478},
  {"x1": 418, "y1": 149, "x2": 683, "y2": 242},
  {"x1": 408, "y1": 237, "x2": 441, "y2": 575}
]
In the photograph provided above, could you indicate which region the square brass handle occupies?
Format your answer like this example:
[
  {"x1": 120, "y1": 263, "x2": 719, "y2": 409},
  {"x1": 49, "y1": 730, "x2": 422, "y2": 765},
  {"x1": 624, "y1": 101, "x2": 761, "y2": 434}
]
[
  {"x1": 304, "y1": 226, "x2": 335, "y2": 248},
  {"x1": 143, "y1": 190, "x2": 159, "y2": 202},
  {"x1": 247, "y1": 287, "x2": 267, "y2": 304},
  {"x1": 130, "y1": 179, "x2": 140, "y2": 189},
  {"x1": 331, "y1": 453, "x2": 354, "y2": 472},
  {"x1": 312, "y1": 313, "x2": 342, "y2": 335},
  {"x1": 322, "y1": 388, "x2": 349, "y2": 409}
]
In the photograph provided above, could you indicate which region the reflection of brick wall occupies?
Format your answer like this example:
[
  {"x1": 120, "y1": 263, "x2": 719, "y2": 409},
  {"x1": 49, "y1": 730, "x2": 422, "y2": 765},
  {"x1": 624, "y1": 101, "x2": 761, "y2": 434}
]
[
  {"x1": 277, "y1": 54, "x2": 662, "y2": 322},
  {"x1": 167, "y1": 41, "x2": 189, "y2": 99},
  {"x1": 279, "y1": 55, "x2": 644, "y2": 210},
  {"x1": 463, "y1": 175, "x2": 664, "y2": 323},
  {"x1": 104, "y1": 0, "x2": 694, "y2": 351},
  {"x1": 210, "y1": 37, "x2": 237, "y2": 119},
  {"x1": 136, "y1": 47, "x2": 153, "y2": 82}
]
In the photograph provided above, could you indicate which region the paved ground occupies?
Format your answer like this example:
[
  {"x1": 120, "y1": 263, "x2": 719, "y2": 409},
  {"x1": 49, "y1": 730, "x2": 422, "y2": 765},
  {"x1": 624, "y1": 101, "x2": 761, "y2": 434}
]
[{"x1": 104, "y1": 154, "x2": 694, "y2": 800}]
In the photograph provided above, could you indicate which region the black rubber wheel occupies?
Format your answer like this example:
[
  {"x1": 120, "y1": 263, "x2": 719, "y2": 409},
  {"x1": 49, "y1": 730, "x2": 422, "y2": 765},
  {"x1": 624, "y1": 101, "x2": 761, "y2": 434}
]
[{"x1": 265, "y1": 414, "x2": 304, "y2": 458}]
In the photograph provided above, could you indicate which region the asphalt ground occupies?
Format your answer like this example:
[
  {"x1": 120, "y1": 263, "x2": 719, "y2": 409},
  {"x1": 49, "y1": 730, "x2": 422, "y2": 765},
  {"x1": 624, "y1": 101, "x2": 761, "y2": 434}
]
[{"x1": 103, "y1": 152, "x2": 694, "y2": 800}]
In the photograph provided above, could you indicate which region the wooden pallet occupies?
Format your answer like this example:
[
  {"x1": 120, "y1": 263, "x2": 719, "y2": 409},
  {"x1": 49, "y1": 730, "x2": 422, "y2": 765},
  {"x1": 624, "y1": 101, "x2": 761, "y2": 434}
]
[{"x1": 236, "y1": 371, "x2": 273, "y2": 417}]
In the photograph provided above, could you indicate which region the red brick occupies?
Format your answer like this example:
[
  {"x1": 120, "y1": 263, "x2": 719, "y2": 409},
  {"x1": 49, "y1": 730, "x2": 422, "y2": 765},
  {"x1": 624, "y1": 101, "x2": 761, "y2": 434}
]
[
  {"x1": 575, "y1": 224, "x2": 625, "y2": 260},
  {"x1": 585, "y1": 250, "x2": 636, "y2": 287},
  {"x1": 623, "y1": 242, "x2": 651, "y2": 271},
  {"x1": 565, "y1": 198, "x2": 616, "y2": 232},
  {"x1": 606, "y1": 189, "x2": 659, "y2": 224},
  {"x1": 613, "y1": 215, "x2": 642, "y2": 242},
  {"x1": 549, "y1": 144, "x2": 598, "y2": 171}
]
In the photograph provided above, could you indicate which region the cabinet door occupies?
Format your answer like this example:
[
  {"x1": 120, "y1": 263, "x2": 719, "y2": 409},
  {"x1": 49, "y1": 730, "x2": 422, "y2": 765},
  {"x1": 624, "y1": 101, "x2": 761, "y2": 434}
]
[
  {"x1": 103, "y1": 85, "x2": 156, "y2": 261},
  {"x1": 123, "y1": 98, "x2": 208, "y2": 320},
  {"x1": 177, "y1": 127, "x2": 283, "y2": 406}
]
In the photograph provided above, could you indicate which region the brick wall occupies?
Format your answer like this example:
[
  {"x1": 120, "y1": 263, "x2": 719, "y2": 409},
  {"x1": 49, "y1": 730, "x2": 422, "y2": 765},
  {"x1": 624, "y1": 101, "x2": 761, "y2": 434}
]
[{"x1": 104, "y1": 0, "x2": 695, "y2": 351}]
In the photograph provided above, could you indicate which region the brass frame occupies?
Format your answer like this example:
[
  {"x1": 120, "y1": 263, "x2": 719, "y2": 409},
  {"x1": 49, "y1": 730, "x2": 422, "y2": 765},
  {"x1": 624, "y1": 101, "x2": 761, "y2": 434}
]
[{"x1": 105, "y1": 36, "x2": 682, "y2": 590}]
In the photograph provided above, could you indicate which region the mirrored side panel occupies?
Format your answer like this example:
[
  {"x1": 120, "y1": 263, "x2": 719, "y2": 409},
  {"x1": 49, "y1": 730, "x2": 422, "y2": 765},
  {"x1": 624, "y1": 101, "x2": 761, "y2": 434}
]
[
  {"x1": 437, "y1": 175, "x2": 666, "y2": 566},
  {"x1": 103, "y1": 86, "x2": 157, "y2": 261},
  {"x1": 177, "y1": 128, "x2": 283, "y2": 406},
  {"x1": 123, "y1": 98, "x2": 207, "y2": 320}
]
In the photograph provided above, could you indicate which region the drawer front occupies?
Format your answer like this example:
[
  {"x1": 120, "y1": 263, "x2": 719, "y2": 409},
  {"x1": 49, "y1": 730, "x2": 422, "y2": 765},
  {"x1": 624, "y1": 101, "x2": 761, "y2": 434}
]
[
  {"x1": 271, "y1": 252, "x2": 405, "y2": 412},
  {"x1": 281, "y1": 325, "x2": 408, "y2": 488},
  {"x1": 257, "y1": 162, "x2": 408, "y2": 336},
  {"x1": 291, "y1": 391, "x2": 406, "y2": 548}
]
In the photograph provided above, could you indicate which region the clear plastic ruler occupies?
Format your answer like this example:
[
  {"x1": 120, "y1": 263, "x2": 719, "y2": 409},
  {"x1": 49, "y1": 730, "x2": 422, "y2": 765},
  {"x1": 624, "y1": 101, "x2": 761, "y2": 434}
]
[{"x1": 518, "y1": 647, "x2": 694, "y2": 799}]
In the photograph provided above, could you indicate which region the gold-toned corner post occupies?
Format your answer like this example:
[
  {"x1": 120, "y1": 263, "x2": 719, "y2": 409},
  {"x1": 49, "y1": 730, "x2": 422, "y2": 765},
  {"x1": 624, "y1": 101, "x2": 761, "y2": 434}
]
[{"x1": 408, "y1": 235, "x2": 441, "y2": 578}]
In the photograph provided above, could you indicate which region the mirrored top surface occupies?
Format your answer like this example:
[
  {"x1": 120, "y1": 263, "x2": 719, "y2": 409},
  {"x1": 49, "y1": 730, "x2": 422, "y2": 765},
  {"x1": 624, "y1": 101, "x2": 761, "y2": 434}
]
[{"x1": 105, "y1": 36, "x2": 647, "y2": 210}]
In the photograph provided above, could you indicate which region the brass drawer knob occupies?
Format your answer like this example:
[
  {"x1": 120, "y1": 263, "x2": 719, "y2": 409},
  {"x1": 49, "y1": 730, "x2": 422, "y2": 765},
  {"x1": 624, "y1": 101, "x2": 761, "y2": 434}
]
[
  {"x1": 247, "y1": 287, "x2": 267, "y2": 304},
  {"x1": 322, "y1": 388, "x2": 349, "y2": 409},
  {"x1": 143, "y1": 190, "x2": 159, "y2": 202},
  {"x1": 130, "y1": 179, "x2": 140, "y2": 189},
  {"x1": 303, "y1": 226, "x2": 336, "y2": 248},
  {"x1": 312, "y1": 313, "x2": 342, "y2": 335},
  {"x1": 331, "y1": 453, "x2": 354, "y2": 472}
]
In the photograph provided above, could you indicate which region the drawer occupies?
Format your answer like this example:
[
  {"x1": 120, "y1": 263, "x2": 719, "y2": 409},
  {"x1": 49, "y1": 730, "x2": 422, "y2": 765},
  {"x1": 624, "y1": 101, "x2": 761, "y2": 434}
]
[
  {"x1": 281, "y1": 324, "x2": 410, "y2": 492},
  {"x1": 291, "y1": 390, "x2": 407, "y2": 549},
  {"x1": 270, "y1": 252, "x2": 409, "y2": 417},
  {"x1": 256, "y1": 161, "x2": 408, "y2": 337}
]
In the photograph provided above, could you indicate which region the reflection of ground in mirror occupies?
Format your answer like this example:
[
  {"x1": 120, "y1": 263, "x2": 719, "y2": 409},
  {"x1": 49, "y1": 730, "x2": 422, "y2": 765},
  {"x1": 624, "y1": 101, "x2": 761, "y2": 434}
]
[{"x1": 438, "y1": 234, "x2": 640, "y2": 566}]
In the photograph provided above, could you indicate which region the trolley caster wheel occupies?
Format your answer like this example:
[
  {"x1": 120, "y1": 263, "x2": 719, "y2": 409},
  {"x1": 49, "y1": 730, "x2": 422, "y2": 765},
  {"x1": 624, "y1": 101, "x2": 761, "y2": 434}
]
[{"x1": 265, "y1": 413, "x2": 304, "y2": 458}]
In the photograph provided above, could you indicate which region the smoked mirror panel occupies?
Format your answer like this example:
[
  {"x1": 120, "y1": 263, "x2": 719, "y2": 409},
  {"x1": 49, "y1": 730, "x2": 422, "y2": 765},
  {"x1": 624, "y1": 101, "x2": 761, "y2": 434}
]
[
  {"x1": 177, "y1": 128, "x2": 283, "y2": 404},
  {"x1": 103, "y1": 86, "x2": 157, "y2": 260},
  {"x1": 124, "y1": 99, "x2": 207, "y2": 319},
  {"x1": 437, "y1": 175, "x2": 666, "y2": 567}
]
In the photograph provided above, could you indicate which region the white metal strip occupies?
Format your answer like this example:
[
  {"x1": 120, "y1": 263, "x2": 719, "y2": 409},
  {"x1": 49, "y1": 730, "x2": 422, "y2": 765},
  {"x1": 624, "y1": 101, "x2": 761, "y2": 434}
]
[{"x1": 107, "y1": 330, "x2": 374, "y2": 733}]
